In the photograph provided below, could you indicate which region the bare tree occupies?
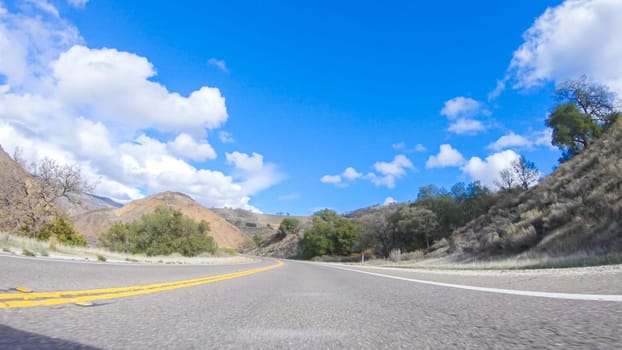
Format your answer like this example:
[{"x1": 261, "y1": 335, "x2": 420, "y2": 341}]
[
  {"x1": 555, "y1": 75, "x2": 619, "y2": 126},
  {"x1": 495, "y1": 156, "x2": 539, "y2": 192},
  {"x1": 512, "y1": 156, "x2": 540, "y2": 191},
  {"x1": 495, "y1": 168, "x2": 517, "y2": 192},
  {"x1": 0, "y1": 148, "x2": 90, "y2": 235}
]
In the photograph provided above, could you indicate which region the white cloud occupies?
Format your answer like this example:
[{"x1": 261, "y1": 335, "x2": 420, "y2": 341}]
[
  {"x1": 448, "y1": 119, "x2": 485, "y2": 135},
  {"x1": 322, "y1": 156, "x2": 415, "y2": 189},
  {"x1": 342, "y1": 167, "x2": 362, "y2": 180},
  {"x1": 208, "y1": 58, "x2": 229, "y2": 74},
  {"x1": 0, "y1": 5, "x2": 279, "y2": 211},
  {"x1": 488, "y1": 132, "x2": 532, "y2": 151},
  {"x1": 168, "y1": 133, "x2": 216, "y2": 161},
  {"x1": 508, "y1": 0, "x2": 622, "y2": 96},
  {"x1": 384, "y1": 197, "x2": 397, "y2": 206},
  {"x1": 29, "y1": 0, "x2": 60, "y2": 18},
  {"x1": 488, "y1": 78, "x2": 507, "y2": 100},
  {"x1": 534, "y1": 128, "x2": 556, "y2": 149},
  {"x1": 67, "y1": 0, "x2": 88, "y2": 8},
  {"x1": 461, "y1": 150, "x2": 521, "y2": 188},
  {"x1": 392, "y1": 141, "x2": 426, "y2": 153},
  {"x1": 426, "y1": 144, "x2": 464, "y2": 168},
  {"x1": 218, "y1": 130, "x2": 234, "y2": 143},
  {"x1": 374, "y1": 155, "x2": 414, "y2": 176},
  {"x1": 440, "y1": 97, "x2": 481, "y2": 119},
  {"x1": 226, "y1": 152, "x2": 264, "y2": 172},
  {"x1": 320, "y1": 174, "x2": 342, "y2": 184},
  {"x1": 52, "y1": 46, "x2": 228, "y2": 135}
]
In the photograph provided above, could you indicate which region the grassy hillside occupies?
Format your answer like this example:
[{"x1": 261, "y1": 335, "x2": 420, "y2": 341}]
[{"x1": 435, "y1": 121, "x2": 622, "y2": 262}]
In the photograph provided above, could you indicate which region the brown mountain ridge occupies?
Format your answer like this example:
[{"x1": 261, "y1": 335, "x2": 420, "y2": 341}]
[{"x1": 72, "y1": 192, "x2": 248, "y2": 249}]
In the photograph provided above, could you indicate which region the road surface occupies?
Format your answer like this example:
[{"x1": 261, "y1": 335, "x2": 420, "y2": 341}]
[{"x1": 1, "y1": 254, "x2": 621, "y2": 349}]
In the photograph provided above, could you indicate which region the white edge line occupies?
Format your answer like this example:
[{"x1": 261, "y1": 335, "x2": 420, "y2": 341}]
[{"x1": 318, "y1": 263, "x2": 622, "y2": 302}]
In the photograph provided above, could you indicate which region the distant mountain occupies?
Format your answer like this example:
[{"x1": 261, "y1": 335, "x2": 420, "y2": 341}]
[
  {"x1": 72, "y1": 192, "x2": 248, "y2": 249},
  {"x1": 87, "y1": 194, "x2": 123, "y2": 208}
]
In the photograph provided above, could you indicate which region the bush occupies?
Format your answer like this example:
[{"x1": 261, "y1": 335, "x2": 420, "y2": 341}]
[
  {"x1": 99, "y1": 207, "x2": 218, "y2": 257},
  {"x1": 36, "y1": 217, "x2": 87, "y2": 247}
]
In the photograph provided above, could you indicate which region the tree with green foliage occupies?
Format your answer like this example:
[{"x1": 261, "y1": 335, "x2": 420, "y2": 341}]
[
  {"x1": 298, "y1": 209, "x2": 360, "y2": 259},
  {"x1": 548, "y1": 77, "x2": 620, "y2": 160},
  {"x1": 37, "y1": 216, "x2": 87, "y2": 246},
  {"x1": 277, "y1": 217, "x2": 300, "y2": 237},
  {"x1": 547, "y1": 103, "x2": 602, "y2": 158},
  {"x1": 100, "y1": 206, "x2": 217, "y2": 257},
  {"x1": 390, "y1": 206, "x2": 439, "y2": 250},
  {"x1": 555, "y1": 76, "x2": 618, "y2": 126}
]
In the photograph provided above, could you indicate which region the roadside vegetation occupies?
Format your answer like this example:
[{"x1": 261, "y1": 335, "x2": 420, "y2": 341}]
[
  {"x1": 293, "y1": 77, "x2": 622, "y2": 268},
  {"x1": 0, "y1": 150, "x2": 90, "y2": 246},
  {"x1": 0, "y1": 231, "x2": 249, "y2": 264},
  {"x1": 100, "y1": 206, "x2": 218, "y2": 257}
]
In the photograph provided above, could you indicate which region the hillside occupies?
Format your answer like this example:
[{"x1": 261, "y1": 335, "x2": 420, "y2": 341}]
[
  {"x1": 211, "y1": 208, "x2": 309, "y2": 237},
  {"x1": 72, "y1": 192, "x2": 248, "y2": 249},
  {"x1": 434, "y1": 121, "x2": 622, "y2": 260}
]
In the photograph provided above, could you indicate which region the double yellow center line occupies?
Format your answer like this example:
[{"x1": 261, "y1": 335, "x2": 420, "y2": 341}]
[{"x1": 0, "y1": 260, "x2": 283, "y2": 309}]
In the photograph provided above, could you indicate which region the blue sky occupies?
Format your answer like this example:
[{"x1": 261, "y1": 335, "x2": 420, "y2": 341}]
[{"x1": 1, "y1": 0, "x2": 621, "y2": 215}]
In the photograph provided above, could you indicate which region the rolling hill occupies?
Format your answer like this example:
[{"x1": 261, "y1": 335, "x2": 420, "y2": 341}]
[{"x1": 72, "y1": 192, "x2": 248, "y2": 249}]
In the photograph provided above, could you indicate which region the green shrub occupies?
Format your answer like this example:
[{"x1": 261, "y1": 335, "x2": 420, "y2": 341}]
[
  {"x1": 99, "y1": 206, "x2": 218, "y2": 257},
  {"x1": 36, "y1": 217, "x2": 87, "y2": 247},
  {"x1": 97, "y1": 254, "x2": 106, "y2": 262},
  {"x1": 22, "y1": 248, "x2": 35, "y2": 256}
]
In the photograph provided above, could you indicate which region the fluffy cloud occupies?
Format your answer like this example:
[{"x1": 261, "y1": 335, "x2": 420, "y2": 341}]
[
  {"x1": 226, "y1": 152, "x2": 264, "y2": 172},
  {"x1": 168, "y1": 133, "x2": 216, "y2": 161},
  {"x1": 461, "y1": 150, "x2": 521, "y2": 188},
  {"x1": 320, "y1": 174, "x2": 342, "y2": 184},
  {"x1": 52, "y1": 46, "x2": 228, "y2": 135},
  {"x1": 448, "y1": 119, "x2": 485, "y2": 135},
  {"x1": 218, "y1": 131, "x2": 235, "y2": 143},
  {"x1": 440, "y1": 97, "x2": 481, "y2": 119},
  {"x1": 321, "y1": 155, "x2": 414, "y2": 189},
  {"x1": 488, "y1": 132, "x2": 532, "y2": 151},
  {"x1": 342, "y1": 167, "x2": 362, "y2": 180},
  {"x1": 426, "y1": 144, "x2": 464, "y2": 168},
  {"x1": 374, "y1": 155, "x2": 413, "y2": 177},
  {"x1": 441, "y1": 97, "x2": 487, "y2": 135},
  {"x1": 487, "y1": 129, "x2": 556, "y2": 151},
  {"x1": 0, "y1": 4, "x2": 279, "y2": 211},
  {"x1": 508, "y1": 0, "x2": 622, "y2": 96}
]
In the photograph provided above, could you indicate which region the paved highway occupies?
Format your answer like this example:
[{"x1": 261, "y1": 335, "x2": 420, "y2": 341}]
[{"x1": 1, "y1": 255, "x2": 621, "y2": 349}]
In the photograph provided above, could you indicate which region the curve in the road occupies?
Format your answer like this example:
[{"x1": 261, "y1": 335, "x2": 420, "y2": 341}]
[{"x1": 0, "y1": 260, "x2": 283, "y2": 309}]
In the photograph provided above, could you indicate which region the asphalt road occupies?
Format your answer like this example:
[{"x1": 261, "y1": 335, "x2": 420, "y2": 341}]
[{"x1": 1, "y1": 255, "x2": 621, "y2": 349}]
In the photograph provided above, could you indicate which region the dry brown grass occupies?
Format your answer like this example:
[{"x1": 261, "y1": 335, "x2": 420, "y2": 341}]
[
  {"x1": 438, "y1": 121, "x2": 622, "y2": 264},
  {"x1": 0, "y1": 232, "x2": 253, "y2": 265}
]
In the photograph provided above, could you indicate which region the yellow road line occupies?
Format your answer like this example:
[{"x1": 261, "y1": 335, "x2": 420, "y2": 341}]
[{"x1": 0, "y1": 260, "x2": 283, "y2": 309}]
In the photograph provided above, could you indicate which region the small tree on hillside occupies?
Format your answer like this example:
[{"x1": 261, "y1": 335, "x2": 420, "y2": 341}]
[
  {"x1": 277, "y1": 217, "x2": 300, "y2": 237},
  {"x1": 495, "y1": 156, "x2": 539, "y2": 192},
  {"x1": 548, "y1": 77, "x2": 620, "y2": 160},
  {"x1": 0, "y1": 149, "x2": 90, "y2": 236}
]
